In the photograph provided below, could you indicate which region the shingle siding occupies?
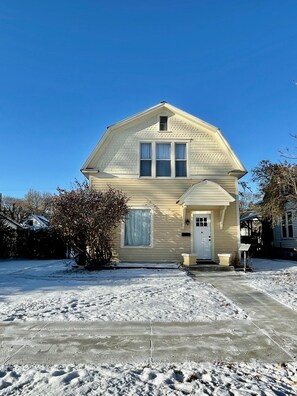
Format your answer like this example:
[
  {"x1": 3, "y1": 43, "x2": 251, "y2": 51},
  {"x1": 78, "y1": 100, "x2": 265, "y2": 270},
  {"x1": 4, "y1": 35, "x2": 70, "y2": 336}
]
[{"x1": 89, "y1": 113, "x2": 236, "y2": 176}]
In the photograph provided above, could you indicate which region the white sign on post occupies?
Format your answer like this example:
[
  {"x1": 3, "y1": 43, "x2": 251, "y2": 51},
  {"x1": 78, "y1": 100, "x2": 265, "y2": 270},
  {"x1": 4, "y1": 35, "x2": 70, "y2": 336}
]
[
  {"x1": 239, "y1": 244, "x2": 251, "y2": 252},
  {"x1": 239, "y1": 244, "x2": 251, "y2": 272}
]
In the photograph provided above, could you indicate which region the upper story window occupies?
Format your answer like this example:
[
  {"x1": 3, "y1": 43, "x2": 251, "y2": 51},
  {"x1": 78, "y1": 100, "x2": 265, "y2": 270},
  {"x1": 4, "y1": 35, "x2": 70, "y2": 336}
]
[
  {"x1": 140, "y1": 143, "x2": 152, "y2": 177},
  {"x1": 175, "y1": 143, "x2": 187, "y2": 177},
  {"x1": 140, "y1": 142, "x2": 187, "y2": 178},
  {"x1": 159, "y1": 116, "x2": 168, "y2": 131},
  {"x1": 282, "y1": 211, "x2": 294, "y2": 238},
  {"x1": 156, "y1": 143, "x2": 171, "y2": 176}
]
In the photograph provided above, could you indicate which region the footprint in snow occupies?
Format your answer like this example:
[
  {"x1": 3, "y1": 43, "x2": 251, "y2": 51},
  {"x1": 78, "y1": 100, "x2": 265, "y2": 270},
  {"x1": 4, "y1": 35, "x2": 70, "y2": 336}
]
[
  {"x1": 51, "y1": 370, "x2": 66, "y2": 377},
  {"x1": 61, "y1": 371, "x2": 80, "y2": 384}
]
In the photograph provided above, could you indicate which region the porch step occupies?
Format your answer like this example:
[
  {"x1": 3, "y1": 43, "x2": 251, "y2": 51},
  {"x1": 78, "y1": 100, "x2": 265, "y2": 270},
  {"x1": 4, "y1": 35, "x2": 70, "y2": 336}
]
[{"x1": 186, "y1": 263, "x2": 235, "y2": 272}]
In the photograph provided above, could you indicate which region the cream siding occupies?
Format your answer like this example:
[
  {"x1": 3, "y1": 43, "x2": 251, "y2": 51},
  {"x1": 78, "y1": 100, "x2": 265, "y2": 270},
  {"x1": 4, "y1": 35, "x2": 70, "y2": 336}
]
[
  {"x1": 82, "y1": 103, "x2": 246, "y2": 263},
  {"x1": 91, "y1": 177, "x2": 239, "y2": 262}
]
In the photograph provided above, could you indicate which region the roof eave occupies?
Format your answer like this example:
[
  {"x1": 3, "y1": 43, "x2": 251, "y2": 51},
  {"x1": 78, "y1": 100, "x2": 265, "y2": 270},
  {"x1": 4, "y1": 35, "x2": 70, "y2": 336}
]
[{"x1": 228, "y1": 169, "x2": 248, "y2": 179}]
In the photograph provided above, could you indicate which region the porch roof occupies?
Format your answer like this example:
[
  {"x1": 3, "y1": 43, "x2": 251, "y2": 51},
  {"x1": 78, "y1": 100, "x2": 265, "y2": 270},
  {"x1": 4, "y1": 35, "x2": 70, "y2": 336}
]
[{"x1": 177, "y1": 180, "x2": 235, "y2": 207}]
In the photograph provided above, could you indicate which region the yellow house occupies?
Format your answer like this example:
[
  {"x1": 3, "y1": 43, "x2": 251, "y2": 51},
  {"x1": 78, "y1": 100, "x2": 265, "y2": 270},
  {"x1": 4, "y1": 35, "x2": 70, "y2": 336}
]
[{"x1": 81, "y1": 102, "x2": 247, "y2": 264}]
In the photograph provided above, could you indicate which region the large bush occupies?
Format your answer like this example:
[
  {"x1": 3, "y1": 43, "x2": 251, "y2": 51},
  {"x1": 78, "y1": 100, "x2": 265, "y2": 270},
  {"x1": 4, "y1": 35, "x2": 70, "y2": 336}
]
[
  {"x1": 16, "y1": 228, "x2": 66, "y2": 259},
  {"x1": 51, "y1": 181, "x2": 129, "y2": 270}
]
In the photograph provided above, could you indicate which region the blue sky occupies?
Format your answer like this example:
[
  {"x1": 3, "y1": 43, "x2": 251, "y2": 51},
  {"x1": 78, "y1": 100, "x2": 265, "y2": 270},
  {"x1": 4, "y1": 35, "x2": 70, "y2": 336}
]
[{"x1": 1, "y1": 0, "x2": 297, "y2": 197}]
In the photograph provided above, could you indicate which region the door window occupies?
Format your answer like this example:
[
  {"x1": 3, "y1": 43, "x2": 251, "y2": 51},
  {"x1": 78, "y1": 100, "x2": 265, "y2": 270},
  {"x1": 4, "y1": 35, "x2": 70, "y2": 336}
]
[{"x1": 196, "y1": 217, "x2": 208, "y2": 227}]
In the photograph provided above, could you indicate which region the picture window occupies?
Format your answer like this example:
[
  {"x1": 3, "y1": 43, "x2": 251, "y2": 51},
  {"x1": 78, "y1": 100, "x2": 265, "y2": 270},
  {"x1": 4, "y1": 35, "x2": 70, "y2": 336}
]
[{"x1": 124, "y1": 209, "x2": 151, "y2": 246}]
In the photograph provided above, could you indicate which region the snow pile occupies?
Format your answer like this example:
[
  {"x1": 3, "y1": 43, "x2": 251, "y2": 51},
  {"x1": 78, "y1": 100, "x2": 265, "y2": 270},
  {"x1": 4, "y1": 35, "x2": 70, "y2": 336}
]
[
  {"x1": 247, "y1": 258, "x2": 297, "y2": 311},
  {"x1": 0, "y1": 260, "x2": 247, "y2": 322},
  {"x1": 0, "y1": 361, "x2": 296, "y2": 396}
]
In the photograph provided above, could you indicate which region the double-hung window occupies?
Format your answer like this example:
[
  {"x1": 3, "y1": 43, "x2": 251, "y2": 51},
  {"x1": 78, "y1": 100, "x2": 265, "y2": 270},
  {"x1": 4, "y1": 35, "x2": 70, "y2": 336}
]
[
  {"x1": 140, "y1": 142, "x2": 187, "y2": 178},
  {"x1": 156, "y1": 143, "x2": 171, "y2": 177},
  {"x1": 282, "y1": 211, "x2": 294, "y2": 238},
  {"x1": 140, "y1": 143, "x2": 152, "y2": 177},
  {"x1": 124, "y1": 209, "x2": 152, "y2": 247},
  {"x1": 175, "y1": 143, "x2": 187, "y2": 177}
]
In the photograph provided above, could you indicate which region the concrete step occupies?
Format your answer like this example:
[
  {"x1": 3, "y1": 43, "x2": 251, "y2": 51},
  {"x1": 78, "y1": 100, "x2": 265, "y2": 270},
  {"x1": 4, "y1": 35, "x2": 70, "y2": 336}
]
[{"x1": 186, "y1": 264, "x2": 235, "y2": 272}]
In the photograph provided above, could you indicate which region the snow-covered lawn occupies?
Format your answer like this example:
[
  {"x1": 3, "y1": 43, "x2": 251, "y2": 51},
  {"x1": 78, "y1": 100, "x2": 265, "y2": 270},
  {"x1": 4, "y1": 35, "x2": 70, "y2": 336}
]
[
  {"x1": 246, "y1": 258, "x2": 297, "y2": 312},
  {"x1": 1, "y1": 361, "x2": 296, "y2": 395},
  {"x1": 0, "y1": 259, "x2": 247, "y2": 322},
  {"x1": 1, "y1": 258, "x2": 297, "y2": 395}
]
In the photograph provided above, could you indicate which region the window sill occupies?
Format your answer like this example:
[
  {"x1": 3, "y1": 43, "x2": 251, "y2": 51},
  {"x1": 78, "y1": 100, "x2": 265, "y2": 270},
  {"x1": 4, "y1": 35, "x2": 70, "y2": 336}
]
[
  {"x1": 138, "y1": 176, "x2": 189, "y2": 179},
  {"x1": 121, "y1": 245, "x2": 153, "y2": 249}
]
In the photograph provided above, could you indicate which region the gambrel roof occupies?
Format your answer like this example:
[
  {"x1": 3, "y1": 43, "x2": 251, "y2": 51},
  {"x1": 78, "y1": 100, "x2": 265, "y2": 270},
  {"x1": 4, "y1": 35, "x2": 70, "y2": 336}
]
[{"x1": 81, "y1": 102, "x2": 247, "y2": 178}]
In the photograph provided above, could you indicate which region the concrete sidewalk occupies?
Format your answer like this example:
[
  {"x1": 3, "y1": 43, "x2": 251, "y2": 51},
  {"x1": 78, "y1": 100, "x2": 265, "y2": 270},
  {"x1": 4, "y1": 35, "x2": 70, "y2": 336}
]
[{"x1": 1, "y1": 274, "x2": 297, "y2": 365}]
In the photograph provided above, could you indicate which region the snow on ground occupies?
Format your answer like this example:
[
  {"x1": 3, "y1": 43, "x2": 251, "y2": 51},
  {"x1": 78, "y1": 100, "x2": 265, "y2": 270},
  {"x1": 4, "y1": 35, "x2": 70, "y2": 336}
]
[
  {"x1": 1, "y1": 259, "x2": 297, "y2": 395},
  {"x1": 246, "y1": 258, "x2": 297, "y2": 312},
  {"x1": 0, "y1": 259, "x2": 247, "y2": 322},
  {"x1": 0, "y1": 361, "x2": 296, "y2": 396}
]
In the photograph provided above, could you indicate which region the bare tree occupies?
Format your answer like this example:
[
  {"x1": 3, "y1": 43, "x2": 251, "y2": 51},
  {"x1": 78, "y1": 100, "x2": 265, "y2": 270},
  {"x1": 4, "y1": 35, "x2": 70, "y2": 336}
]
[
  {"x1": 1, "y1": 196, "x2": 27, "y2": 222},
  {"x1": 23, "y1": 189, "x2": 52, "y2": 216},
  {"x1": 239, "y1": 181, "x2": 259, "y2": 215},
  {"x1": 279, "y1": 134, "x2": 297, "y2": 159},
  {"x1": 1, "y1": 190, "x2": 52, "y2": 222},
  {"x1": 252, "y1": 160, "x2": 297, "y2": 224}
]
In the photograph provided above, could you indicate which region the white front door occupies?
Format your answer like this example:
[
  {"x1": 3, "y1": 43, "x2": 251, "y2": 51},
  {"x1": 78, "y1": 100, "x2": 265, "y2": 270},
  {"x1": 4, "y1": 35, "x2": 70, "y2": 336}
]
[{"x1": 193, "y1": 214, "x2": 212, "y2": 260}]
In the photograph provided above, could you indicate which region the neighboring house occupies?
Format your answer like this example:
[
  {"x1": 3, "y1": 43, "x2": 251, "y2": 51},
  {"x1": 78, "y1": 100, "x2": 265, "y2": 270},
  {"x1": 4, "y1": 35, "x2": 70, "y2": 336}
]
[
  {"x1": 272, "y1": 205, "x2": 297, "y2": 260},
  {"x1": 21, "y1": 214, "x2": 49, "y2": 230},
  {"x1": 0, "y1": 212, "x2": 23, "y2": 230},
  {"x1": 240, "y1": 212, "x2": 273, "y2": 257},
  {"x1": 240, "y1": 212, "x2": 262, "y2": 244},
  {"x1": 81, "y1": 102, "x2": 247, "y2": 263}
]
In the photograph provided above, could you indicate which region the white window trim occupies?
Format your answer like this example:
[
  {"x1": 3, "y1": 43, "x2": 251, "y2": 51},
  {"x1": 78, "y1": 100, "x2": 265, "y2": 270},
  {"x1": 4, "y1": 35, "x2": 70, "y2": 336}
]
[
  {"x1": 175, "y1": 142, "x2": 188, "y2": 178},
  {"x1": 121, "y1": 207, "x2": 154, "y2": 248},
  {"x1": 159, "y1": 115, "x2": 168, "y2": 131},
  {"x1": 158, "y1": 114, "x2": 171, "y2": 132},
  {"x1": 139, "y1": 141, "x2": 189, "y2": 179},
  {"x1": 156, "y1": 142, "x2": 172, "y2": 177},
  {"x1": 139, "y1": 142, "x2": 152, "y2": 177},
  {"x1": 281, "y1": 211, "x2": 294, "y2": 239}
]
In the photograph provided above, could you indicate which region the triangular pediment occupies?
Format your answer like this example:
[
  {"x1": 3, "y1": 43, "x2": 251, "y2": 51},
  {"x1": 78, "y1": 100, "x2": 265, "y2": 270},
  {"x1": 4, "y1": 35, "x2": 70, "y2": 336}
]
[{"x1": 178, "y1": 180, "x2": 235, "y2": 206}]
